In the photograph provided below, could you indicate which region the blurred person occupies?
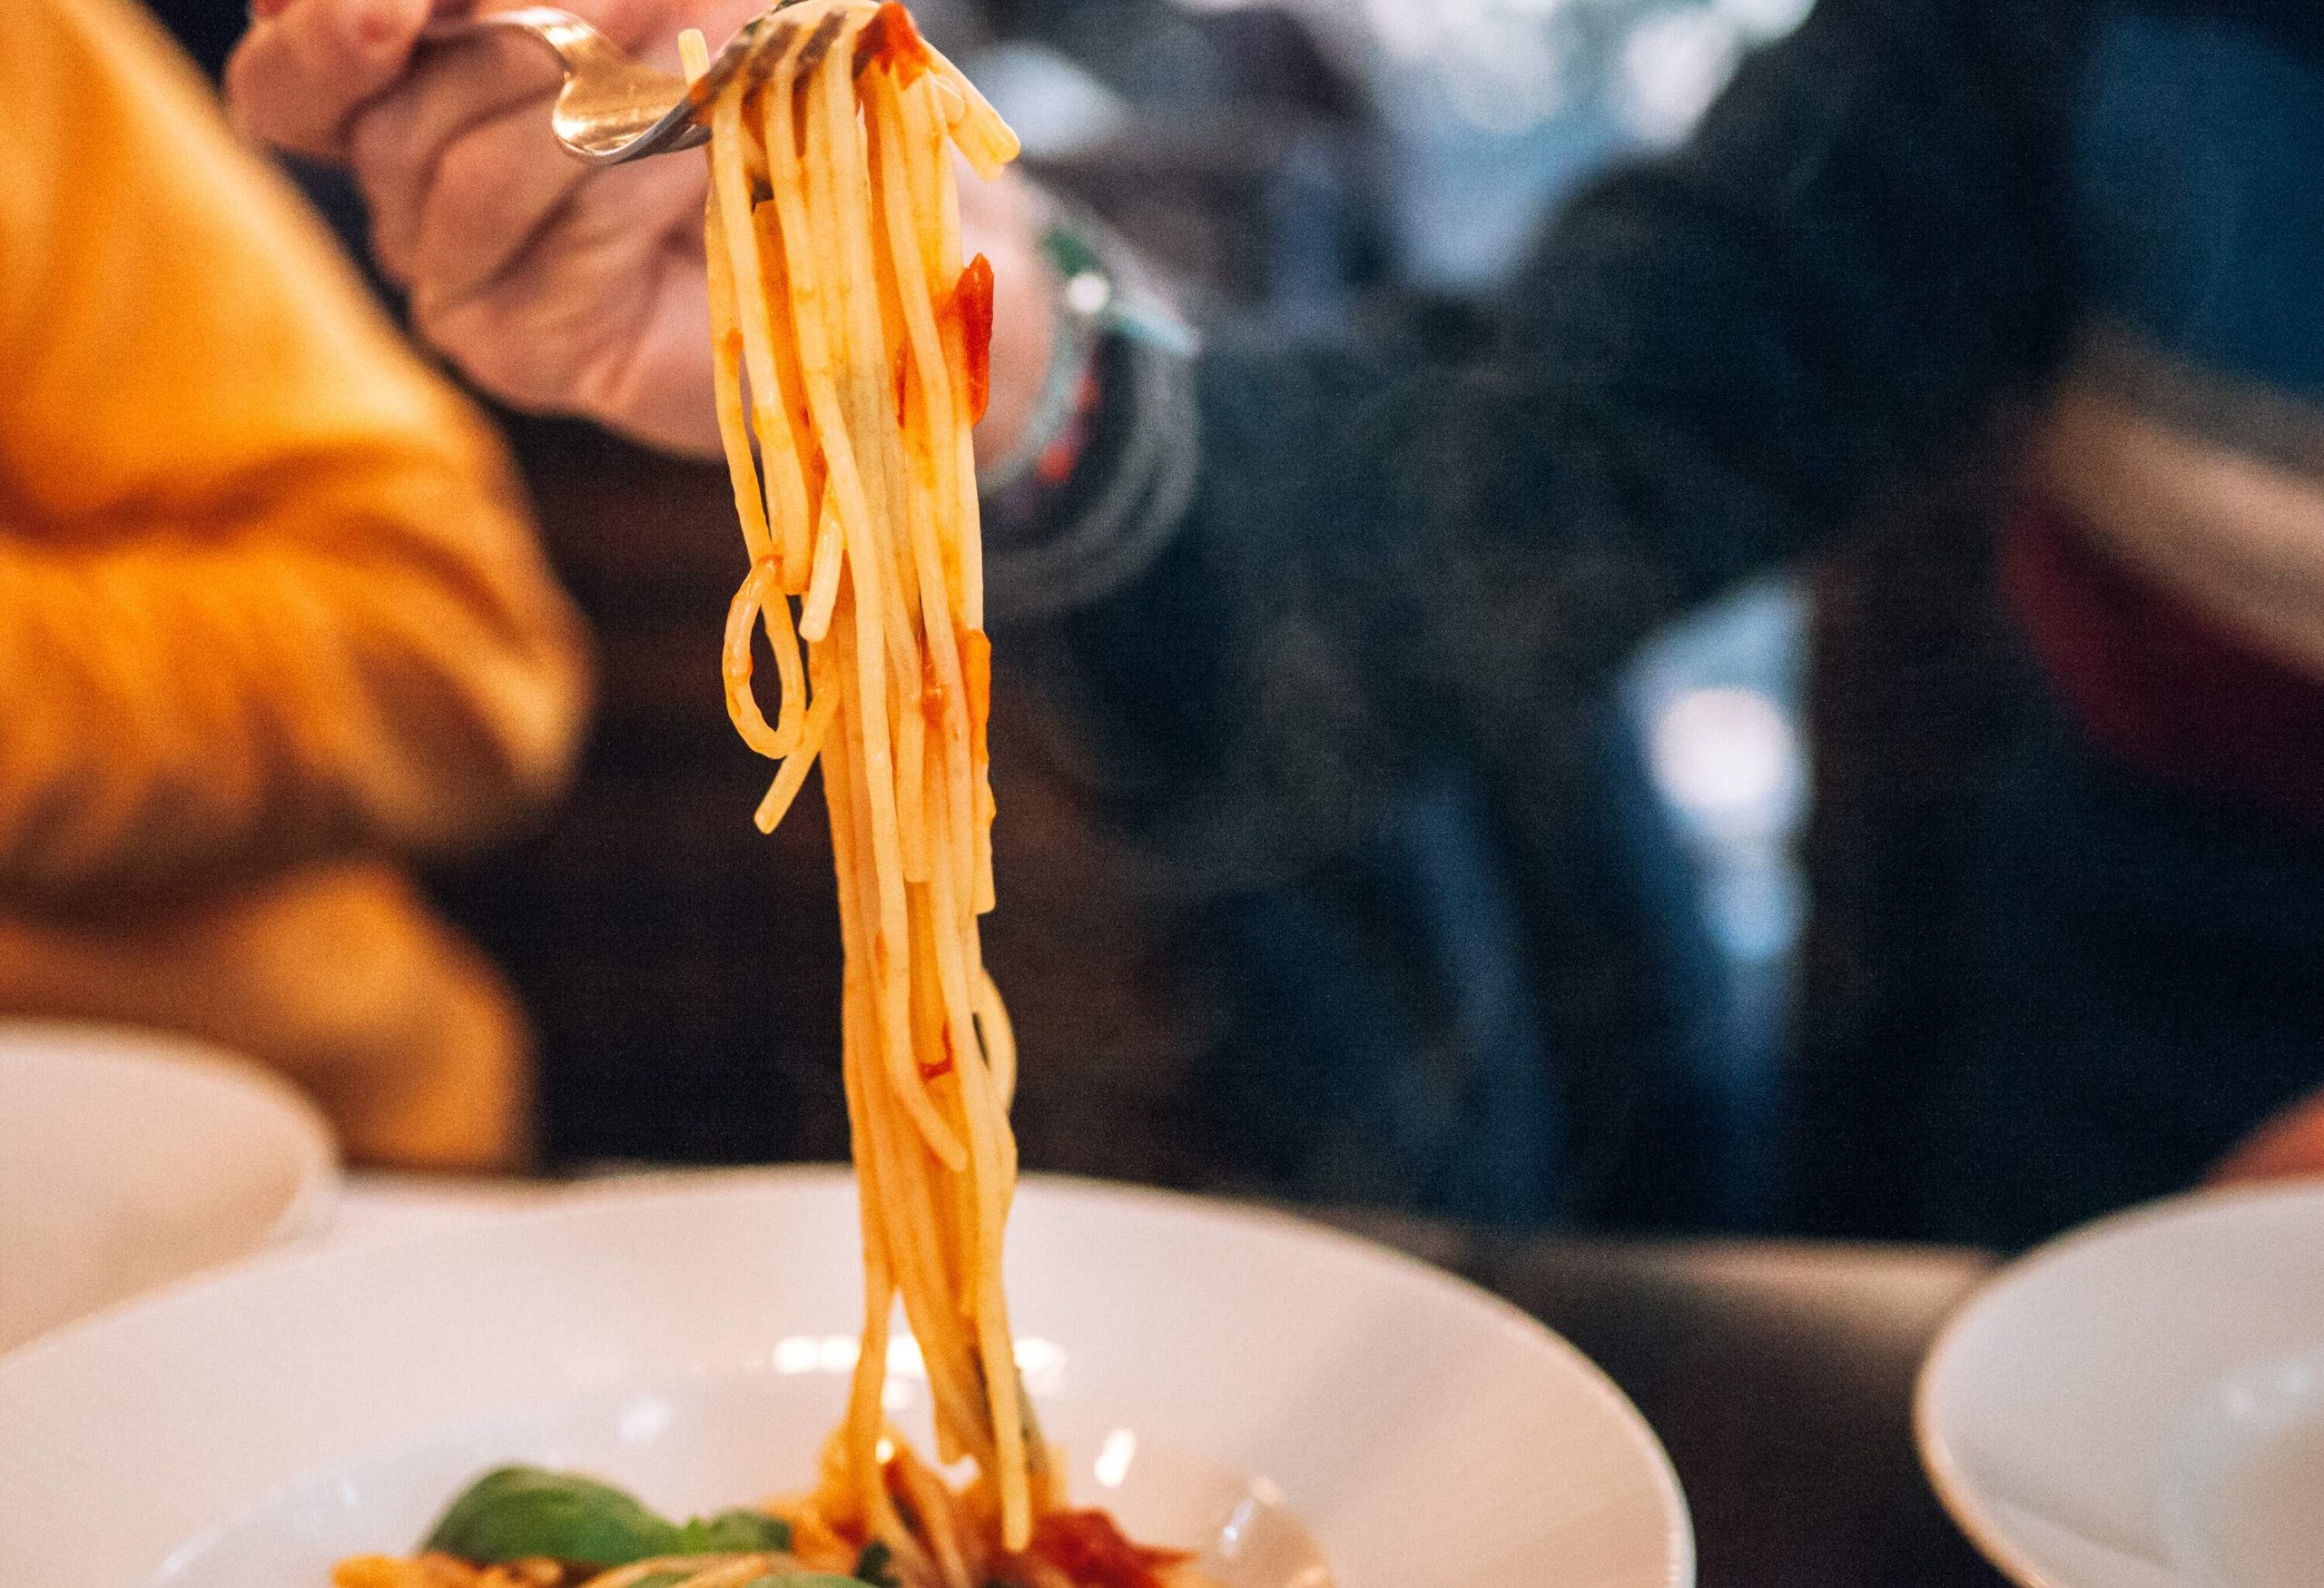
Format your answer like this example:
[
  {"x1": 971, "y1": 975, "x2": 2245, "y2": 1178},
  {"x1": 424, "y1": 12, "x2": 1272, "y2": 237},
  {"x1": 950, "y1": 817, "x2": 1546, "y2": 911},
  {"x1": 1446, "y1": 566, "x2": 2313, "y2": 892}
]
[
  {"x1": 228, "y1": 0, "x2": 2324, "y2": 1240},
  {"x1": 1, "y1": 0, "x2": 589, "y2": 1169}
]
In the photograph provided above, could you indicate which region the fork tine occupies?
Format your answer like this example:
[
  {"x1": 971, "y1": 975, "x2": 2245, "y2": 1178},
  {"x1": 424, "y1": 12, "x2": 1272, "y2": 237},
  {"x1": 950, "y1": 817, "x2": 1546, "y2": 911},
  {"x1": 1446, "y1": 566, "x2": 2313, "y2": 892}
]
[
  {"x1": 742, "y1": 10, "x2": 810, "y2": 94},
  {"x1": 789, "y1": 6, "x2": 852, "y2": 84},
  {"x1": 433, "y1": 1, "x2": 873, "y2": 165}
]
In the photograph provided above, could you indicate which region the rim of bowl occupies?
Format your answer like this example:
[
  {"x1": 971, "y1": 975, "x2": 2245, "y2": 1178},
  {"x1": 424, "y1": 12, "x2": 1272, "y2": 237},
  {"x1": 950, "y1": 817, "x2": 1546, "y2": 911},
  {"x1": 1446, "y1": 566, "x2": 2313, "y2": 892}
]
[
  {"x1": 1, "y1": 1164, "x2": 1691, "y2": 1587},
  {"x1": 1913, "y1": 1180, "x2": 2324, "y2": 1588},
  {"x1": 0, "y1": 1019, "x2": 341, "y2": 1342}
]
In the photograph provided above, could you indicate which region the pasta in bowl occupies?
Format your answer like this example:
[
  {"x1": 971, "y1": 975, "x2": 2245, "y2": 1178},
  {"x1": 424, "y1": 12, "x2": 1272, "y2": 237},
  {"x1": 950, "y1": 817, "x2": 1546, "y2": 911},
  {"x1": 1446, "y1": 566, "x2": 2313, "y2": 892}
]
[{"x1": 0, "y1": 1170, "x2": 1689, "y2": 1587}]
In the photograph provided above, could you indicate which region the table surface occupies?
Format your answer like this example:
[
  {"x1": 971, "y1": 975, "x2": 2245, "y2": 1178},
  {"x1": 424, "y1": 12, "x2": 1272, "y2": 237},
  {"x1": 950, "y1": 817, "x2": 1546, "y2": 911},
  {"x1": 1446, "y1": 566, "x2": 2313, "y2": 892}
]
[{"x1": 337, "y1": 1177, "x2": 2014, "y2": 1588}]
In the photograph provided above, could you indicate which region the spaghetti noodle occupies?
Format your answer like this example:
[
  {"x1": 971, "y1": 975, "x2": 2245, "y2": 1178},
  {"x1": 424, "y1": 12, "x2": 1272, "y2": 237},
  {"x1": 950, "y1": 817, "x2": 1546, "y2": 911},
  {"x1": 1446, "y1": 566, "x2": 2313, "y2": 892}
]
[
  {"x1": 692, "y1": 7, "x2": 1135, "y2": 1586},
  {"x1": 690, "y1": 5, "x2": 1037, "y2": 1575},
  {"x1": 337, "y1": 10, "x2": 1211, "y2": 1586}
]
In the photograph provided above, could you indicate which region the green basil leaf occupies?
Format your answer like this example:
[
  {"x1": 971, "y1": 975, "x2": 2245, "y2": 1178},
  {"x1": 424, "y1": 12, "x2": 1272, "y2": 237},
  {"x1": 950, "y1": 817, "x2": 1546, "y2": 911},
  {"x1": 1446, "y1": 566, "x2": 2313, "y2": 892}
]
[
  {"x1": 422, "y1": 1466, "x2": 682, "y2": 1566},
  {"x1": 670, "y1": 1507, "x2": 793, "y2": 1555}
]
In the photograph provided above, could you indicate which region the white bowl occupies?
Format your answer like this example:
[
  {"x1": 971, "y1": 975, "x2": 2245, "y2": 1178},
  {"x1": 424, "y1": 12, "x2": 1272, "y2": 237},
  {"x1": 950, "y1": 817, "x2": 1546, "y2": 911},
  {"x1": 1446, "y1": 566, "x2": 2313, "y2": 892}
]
[
  {"x1": 0, "y1": 1170, "x2": 1690, "y2": 1588},
  {"x1": 1919, "y1": 1185, "x2": 2324, "y2": 1588},
  {"x1": 0, "y1": 1021, "x2": 338, "y2": 1355}
]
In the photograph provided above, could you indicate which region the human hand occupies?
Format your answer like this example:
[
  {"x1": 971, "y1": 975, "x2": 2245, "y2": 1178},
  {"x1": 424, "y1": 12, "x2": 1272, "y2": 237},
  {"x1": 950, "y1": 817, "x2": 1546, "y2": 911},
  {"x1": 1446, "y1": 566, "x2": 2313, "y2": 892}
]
[
  {"x1": 2043, "y1": 383, "x2": 2324, "y2": 680},
  {"x1": 226, "y1": 0, "x2": 1052, "y2": 461}
]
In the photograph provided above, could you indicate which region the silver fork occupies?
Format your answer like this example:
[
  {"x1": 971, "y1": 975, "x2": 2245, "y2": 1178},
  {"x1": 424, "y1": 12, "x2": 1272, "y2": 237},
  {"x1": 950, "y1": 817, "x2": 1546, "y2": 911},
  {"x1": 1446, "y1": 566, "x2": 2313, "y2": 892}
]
[{"x1": 417, "y1": 3, "x2": 809, "y2": 165}]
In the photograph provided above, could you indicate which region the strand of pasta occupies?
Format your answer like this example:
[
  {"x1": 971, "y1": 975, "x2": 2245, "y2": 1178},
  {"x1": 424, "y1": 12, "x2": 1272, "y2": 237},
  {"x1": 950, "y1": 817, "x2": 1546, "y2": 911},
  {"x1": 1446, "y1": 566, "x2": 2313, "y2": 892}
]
[
  {"x1": 834, "y1": 603, "x2": 1000, "y2": 1522},
  {"x1": 698, "y1": 35, "x2": 823, "y2": 823},
  {"x1": 841, "y1": 36, "x2": 1003, "y2": 1524},
  {"x1": 807, "y1": 55, "x2": 999, "y2": 1504},
  {"x1": 704, "y1": 194, "x2": 773, "y2": 569},
  {"x1": 818, "y1": 627, "x2": 887, "y2": 1483},
  {"x1": 724, "y1": 558, "x2": 807, "y2": 758},
  {"x1": 796, "y1": 12, "x2": 927, "y2": 764},
  {"x1": 707, "y1": 64, "x2": 810, "y2": 586},
  {"x1": 901, "y1": 75, "x2": 1000, "y2": 915},
  {"x1": 691, "y1": 7, "x2": 1032, "y2": 1574},
  {"x1": 857, "y1": 60, "x2": 1029, "y2": 1533},
  {"x1": 763, "y1": 8, "x2": 966, "y2": 1176},
  {"x1": 869, "y1": 69, "x2": 984, "y2": 1007},
  {"x1": 691, "y1": 25, "x2": 911, "y2": 1537}
]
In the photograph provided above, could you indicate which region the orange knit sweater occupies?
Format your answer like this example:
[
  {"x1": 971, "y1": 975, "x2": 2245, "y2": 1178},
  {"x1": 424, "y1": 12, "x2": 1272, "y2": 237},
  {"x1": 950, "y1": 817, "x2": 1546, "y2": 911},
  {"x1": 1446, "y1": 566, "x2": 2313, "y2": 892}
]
[{"x1": 0, "y1": 0, "x2": 590, "y2": 1168}]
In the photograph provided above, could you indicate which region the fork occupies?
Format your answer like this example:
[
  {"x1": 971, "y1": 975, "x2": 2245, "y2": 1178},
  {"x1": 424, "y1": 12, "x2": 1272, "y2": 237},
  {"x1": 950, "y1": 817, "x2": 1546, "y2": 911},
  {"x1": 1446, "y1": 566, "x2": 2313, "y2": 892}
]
[{"x1": 417, "y1": 3, "x2": 806, "y2": 165}]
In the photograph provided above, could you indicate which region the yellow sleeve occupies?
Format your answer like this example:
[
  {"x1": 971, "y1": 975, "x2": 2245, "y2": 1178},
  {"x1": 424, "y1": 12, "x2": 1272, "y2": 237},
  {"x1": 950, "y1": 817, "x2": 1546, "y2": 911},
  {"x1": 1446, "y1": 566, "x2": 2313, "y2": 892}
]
[{"x1": 0, "y1": 0, "x2": 590, "y2": 900}]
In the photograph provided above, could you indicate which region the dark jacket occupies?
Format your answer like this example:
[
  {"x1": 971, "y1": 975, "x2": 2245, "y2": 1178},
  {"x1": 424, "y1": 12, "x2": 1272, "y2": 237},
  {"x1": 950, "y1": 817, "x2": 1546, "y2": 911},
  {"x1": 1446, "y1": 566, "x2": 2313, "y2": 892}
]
[{"x1": 1001, "y1": 0, "x2": 2324, "y2": 1238}]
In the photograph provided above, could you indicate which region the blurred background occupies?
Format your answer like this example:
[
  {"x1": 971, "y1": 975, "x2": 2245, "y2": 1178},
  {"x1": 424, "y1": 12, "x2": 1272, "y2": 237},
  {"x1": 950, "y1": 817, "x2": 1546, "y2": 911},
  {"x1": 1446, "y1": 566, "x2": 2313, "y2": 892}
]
[{"x1": 149, "y1": 0, "x2": 1999, "y2": 1241}]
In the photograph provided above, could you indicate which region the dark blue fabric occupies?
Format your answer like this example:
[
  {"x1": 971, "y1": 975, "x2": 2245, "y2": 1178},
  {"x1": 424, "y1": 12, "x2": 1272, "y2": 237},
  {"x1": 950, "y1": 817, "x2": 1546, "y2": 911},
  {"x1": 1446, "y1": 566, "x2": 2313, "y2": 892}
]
[
  {"x1": 1910, "y1": 4, "x2": 2324, "y2": 1247},
  {"x1": 1185, "y1": 711, "x2": 1725, "y2": 1231},
  {"x1": 1936, "y1": 679, "x2": 2324, "y2": 1249},
  {"x1": 1188, "y1": 778, "x2": 1567, "y2": 1228},
  {"x1": 1033, "y1": 0, "x2": 2086, "y2": 1235},
  {"x1": 2078, "y1": 9, "x2": 2324, "y2": 397}
]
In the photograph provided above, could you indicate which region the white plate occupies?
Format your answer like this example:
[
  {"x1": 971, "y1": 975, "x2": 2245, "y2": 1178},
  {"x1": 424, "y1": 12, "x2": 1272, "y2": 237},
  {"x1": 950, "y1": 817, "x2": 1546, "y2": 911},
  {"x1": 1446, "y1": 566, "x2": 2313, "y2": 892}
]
[
  {"x1": 1919, "y1": 1185, "x2": 2324, "y2": 1588},
  {"x1": 0, "y1": 1021, "x2": 338, "y2": 1355},
  {"x1": 0, "y1": 1169, "x2": 1690, "y2": 1588}
]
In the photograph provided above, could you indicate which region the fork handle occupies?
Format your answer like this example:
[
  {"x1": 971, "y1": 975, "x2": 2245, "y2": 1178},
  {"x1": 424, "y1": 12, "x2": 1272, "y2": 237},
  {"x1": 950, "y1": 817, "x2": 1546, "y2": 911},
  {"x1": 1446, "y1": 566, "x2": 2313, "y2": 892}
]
[
  {"x1": 417, "y1": 5, "x2": 707, "y2": 165},
  {"x1": 418, "y1": 6, "x2": 627, "y2": 72}
]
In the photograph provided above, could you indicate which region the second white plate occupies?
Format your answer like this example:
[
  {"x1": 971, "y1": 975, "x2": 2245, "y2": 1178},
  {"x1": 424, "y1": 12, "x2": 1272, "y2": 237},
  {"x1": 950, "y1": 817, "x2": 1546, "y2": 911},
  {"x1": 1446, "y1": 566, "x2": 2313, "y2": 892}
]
[
  {"x1": 0, "y1": 1021, "x2": 336, "y2": 1355},
  {"x1": 1919, "y1": 1185, "x2": 2324, "y2": 1588}
]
